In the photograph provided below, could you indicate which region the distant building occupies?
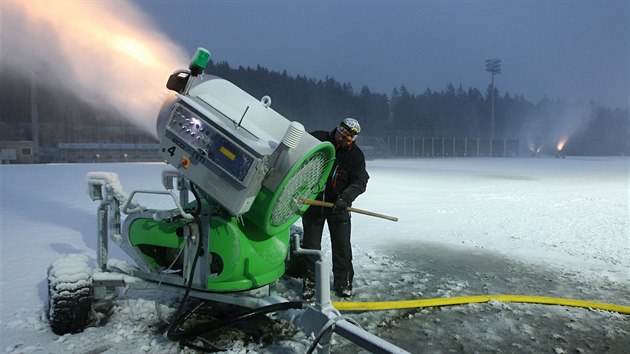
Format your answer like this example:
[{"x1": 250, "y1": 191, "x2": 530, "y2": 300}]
[
  {"x1": 56, "y1": 143, "x2": 161, "y2": 163},
  {"x1": 0, "y1": 141, "x2": 36, "y2": 164}
]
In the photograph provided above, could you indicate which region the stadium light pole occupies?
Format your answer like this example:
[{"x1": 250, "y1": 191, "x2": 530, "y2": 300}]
[
  {"x1": 30, "y1": 78, "x2": 40, "y2": 162},
  {"x1": 485, "y1": 58, "x2": 501, "y2": 156}
]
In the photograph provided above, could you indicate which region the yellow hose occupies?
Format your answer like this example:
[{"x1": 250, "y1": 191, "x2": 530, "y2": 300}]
[{"x1": 332, "y1": 295, "x2": 630, "y2": 315}]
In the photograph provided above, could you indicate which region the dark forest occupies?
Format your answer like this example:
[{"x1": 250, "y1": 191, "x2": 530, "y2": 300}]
[{"x1": 1, "y1": 61, "x2": 627, "y2": 157}]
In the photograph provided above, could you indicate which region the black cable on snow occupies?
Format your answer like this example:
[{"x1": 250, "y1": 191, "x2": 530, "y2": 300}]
[
  {"x1": 167, "y1": 301, "x2": 303, "y2": 342},
  {"x1": 166, "y1": 181, "x2": 204, "y2": 341},
  {"x1": 166, "y1": 182, "x2": 303, "y2": 351}
]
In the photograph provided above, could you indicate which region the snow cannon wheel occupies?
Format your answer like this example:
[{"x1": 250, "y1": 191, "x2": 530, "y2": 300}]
[{"x1": 47, "y1": 254, "x2": 94, "y2": 335}]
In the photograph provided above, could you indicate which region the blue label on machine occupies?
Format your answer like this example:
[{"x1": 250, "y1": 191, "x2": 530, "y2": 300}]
[{"x1": 165, "y1": 105, "x2": 256, "y2": 183}]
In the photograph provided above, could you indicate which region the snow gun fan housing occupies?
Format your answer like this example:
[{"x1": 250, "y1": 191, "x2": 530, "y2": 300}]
[{"x1": 130, "y1": 51, "x2": 335, "y2": 292}]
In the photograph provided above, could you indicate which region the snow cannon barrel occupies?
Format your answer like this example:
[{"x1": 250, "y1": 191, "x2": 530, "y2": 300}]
[
  {"x1": 156, "y1": 76, "x2": 334, "y2": 229},
  {"x1": 151, "y1": 51, "x2": 334, "y2": 291}
]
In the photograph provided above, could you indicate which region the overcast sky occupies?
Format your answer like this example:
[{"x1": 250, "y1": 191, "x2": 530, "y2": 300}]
[{"x1": 78, "y1": 1, "x2": 627, "y2": 109}]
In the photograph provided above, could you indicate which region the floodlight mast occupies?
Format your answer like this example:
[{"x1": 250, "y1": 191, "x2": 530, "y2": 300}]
[{"x1": 485, "y1": 58, "x2": 501, "y2": 157}]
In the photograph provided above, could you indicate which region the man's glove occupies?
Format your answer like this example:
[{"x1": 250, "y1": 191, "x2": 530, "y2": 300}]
[{"x1": 332, "y1": 197, "x2": 350, "y2": 212}]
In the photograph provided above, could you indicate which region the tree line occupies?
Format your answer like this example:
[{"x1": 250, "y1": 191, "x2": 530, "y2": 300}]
[
  {"x1": 1, "y1": 61, "x2": 627, "y2": 155},
  {"x1": 208, "y1": 61, "x2": 628, "y2": 156}
]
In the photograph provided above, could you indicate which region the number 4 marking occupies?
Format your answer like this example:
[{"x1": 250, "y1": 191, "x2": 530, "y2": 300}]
[{"x1": 167, "y1": 146, "x2": 176, "y2": 156}]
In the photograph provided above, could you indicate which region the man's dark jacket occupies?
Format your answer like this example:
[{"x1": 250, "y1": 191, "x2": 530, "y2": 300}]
[{"x1": 311, "y1": 130, "x2": 369, "y2": 206}]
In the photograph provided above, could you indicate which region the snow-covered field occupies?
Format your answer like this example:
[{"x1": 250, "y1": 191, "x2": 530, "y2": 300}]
[{"x1": 1, "y1": 157, "x2": 628, "y2": 353}]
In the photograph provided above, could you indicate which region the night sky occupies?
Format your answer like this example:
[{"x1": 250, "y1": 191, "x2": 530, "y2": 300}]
[{"x1": 134, "y1": 0, "x2": 628, "y2": 109}]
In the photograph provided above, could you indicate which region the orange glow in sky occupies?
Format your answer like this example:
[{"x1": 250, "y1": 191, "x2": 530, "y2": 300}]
[
  {"x1": 1, "y1": 1, "x2": 189, "y2": 136},
  {"x1": 556, "y1": 137, "x2": 568, "y2": 151}
]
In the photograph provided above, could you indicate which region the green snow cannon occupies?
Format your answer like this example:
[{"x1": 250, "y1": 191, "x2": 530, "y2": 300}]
[{"x1": 124, "y1": 50, "x2": 334, "y2": 292}]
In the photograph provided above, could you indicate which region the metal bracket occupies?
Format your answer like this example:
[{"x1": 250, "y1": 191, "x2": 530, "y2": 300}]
[
  {"x1": 121, "y1": 189, "x2": 194, "y2": 220},
  {"x1": 290, "y1": 234, "x2": 411, "y2": 354}
]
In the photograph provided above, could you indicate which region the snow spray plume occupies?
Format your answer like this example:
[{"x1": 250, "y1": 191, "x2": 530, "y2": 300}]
[
  {"x1": 0, "y1": 1, "x2": 189, "y2": 138},
  {"x1": 548, "y1": 102, "x2": 595, "y2": 153},
  {"x1": 556, "y1": 136, "x2": 568, "y2": 152},
  {"x1": 520, "y1": 101, "x2": 595, "y2": 154}
]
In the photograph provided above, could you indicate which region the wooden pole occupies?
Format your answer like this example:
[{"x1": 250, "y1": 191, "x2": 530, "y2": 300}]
[{"x1": 297, "y1": 199, "x2": 398, "y2": 222}]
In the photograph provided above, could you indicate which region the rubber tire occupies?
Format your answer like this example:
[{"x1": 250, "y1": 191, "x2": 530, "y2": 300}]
[{"x1": 47, "y1": 254, "x2": 94, "y2": 335}]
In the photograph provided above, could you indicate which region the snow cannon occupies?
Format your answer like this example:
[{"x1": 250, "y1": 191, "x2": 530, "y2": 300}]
[
  {"x1": 109, "y1": 49, "x2": 335, "y2": 293},
  {"x1": 48, "y1": 48, "x2": 411, "y2": 354}
]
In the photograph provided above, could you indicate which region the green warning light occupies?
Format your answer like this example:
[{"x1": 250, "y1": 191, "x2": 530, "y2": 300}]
[{"x1": 189, "y1": 48, "x2": 211, "y2": 76}]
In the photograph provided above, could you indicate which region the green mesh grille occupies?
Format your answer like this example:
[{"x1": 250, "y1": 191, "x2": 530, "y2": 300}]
[{"x1": 270, "y1": 151, "x2": 330, "y2": 226}]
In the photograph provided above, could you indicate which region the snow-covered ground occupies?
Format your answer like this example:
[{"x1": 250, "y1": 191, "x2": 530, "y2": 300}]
[{"x1": 1, "y1": 157, "x2": 628, "y2": 353}]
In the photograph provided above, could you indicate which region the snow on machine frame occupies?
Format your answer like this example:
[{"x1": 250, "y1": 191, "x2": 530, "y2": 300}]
[{"x1": 47, "y1": 48, "x2": 409, "y2": 353}]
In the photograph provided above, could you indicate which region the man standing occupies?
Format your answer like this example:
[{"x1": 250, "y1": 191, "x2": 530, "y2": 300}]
[{"x1": 302, "y1": 117, "x2": 369, "y2": 298}]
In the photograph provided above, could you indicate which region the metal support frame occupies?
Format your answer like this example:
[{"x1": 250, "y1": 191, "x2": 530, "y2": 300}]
[
  {"x1": 88, "y1": 170, "x2": 410, "y2": 354},
  {"x1": 291, "y1": 235, "x2": 410, "y2": 354},
  {"x1": 88, "y1": 177, "x2": 122, "y2": 271}
]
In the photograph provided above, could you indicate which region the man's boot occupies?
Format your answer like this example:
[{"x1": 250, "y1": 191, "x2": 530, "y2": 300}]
[
  {"x1": 302, "y1": 278, "x2": 316, "y2": 300},
  {"x1": 334, "y1": 278, "x2": 352, "y2": 298}
]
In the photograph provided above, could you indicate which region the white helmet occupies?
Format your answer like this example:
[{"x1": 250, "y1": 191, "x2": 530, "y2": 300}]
[{"x1": 340, "y1": 117, "x2": 361, "y2": 136}]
